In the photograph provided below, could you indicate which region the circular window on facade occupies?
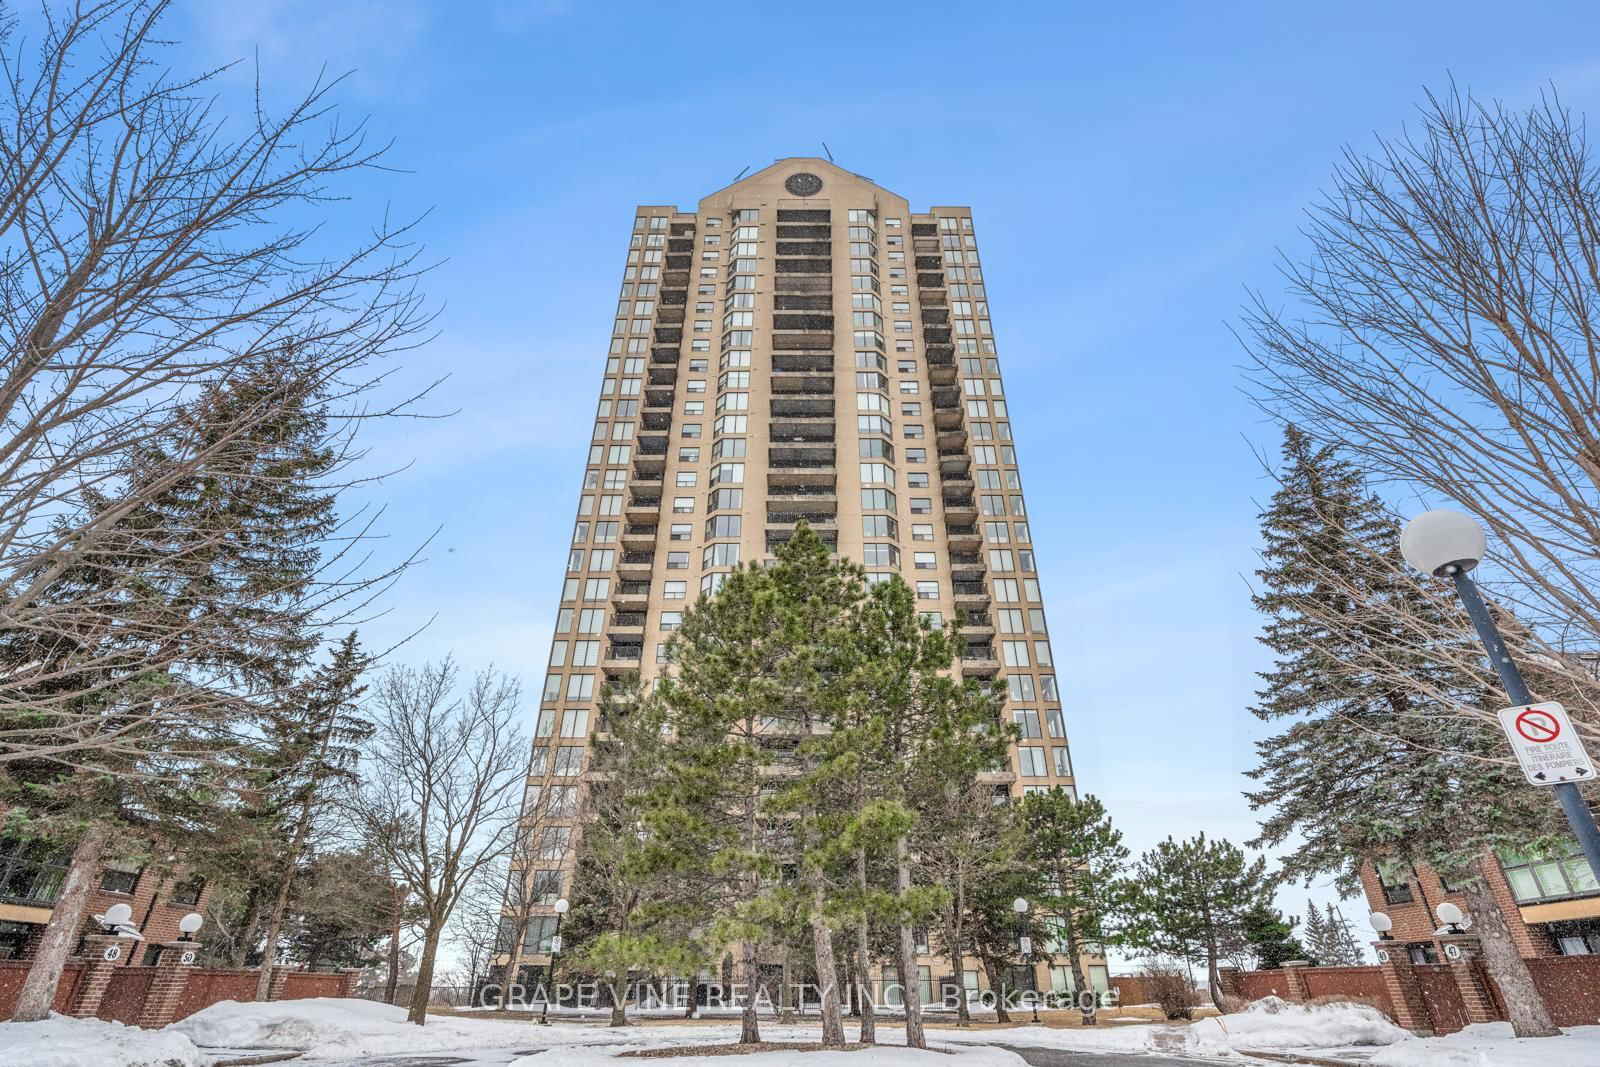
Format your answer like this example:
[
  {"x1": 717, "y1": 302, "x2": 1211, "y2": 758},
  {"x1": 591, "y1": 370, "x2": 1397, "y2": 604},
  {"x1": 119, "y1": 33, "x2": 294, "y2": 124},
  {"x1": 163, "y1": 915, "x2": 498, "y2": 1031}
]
[{"x1": 784, "y1": 172, "x2": 823, "y2": 197}]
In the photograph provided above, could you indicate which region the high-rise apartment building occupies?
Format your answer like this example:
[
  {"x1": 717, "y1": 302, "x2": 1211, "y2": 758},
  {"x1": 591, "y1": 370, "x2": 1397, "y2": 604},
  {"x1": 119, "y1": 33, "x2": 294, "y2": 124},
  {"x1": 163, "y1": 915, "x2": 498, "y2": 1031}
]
[{"x1": 507, "y1": 159, "x2": 1096, "y2": 1002}]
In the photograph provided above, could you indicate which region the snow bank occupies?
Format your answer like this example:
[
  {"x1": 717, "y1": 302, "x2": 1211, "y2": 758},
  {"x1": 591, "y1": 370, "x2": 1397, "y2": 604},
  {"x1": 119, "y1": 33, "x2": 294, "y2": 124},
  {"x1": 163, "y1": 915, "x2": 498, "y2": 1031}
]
[
  {"x1": 0, "y1": 1013, "x2": 207, "y2": 1067},
  {"x1": 1189, "y1": 995, "x2": 1410, "y2": 1052},
  {"x1": 166, "y1": 996, "x2": 575, "y2": 1059},
  {"x1": 1370, "y1": 1022, "x2": 1600, "y2": 1067}
]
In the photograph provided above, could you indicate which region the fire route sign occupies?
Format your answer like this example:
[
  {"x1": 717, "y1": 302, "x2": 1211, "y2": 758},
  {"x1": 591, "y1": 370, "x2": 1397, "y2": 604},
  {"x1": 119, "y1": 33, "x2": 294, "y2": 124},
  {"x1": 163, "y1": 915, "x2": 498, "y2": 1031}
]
[{"x1": 1495, "y1": 702, "x2": 1596, "y2": 787}]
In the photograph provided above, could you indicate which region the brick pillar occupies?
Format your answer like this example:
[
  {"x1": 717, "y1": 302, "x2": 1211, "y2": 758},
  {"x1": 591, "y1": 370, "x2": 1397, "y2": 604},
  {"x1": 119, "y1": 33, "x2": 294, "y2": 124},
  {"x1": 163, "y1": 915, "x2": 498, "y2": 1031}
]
[
  {"x1": 1372, "y1": 940, "x2": 1432, "y2": 1034},
  {"x1": 136, "y1": 941, "x2": 198, "y2": 1028},
  {"x1": 1438, "y1": 935, "x2": 1499, "y2": 1025},
  {"x1": 1279, "y1": 960, "x2": 1311, "y2": 1003},
  {"x1": 266, "y1": 963, "x2": 297, "y2": 1001},
  {"x1": 337, "y1": 967, "x2": 362, "y2": 998},
  {"x1": 1215, "y1": 965, "x2": 1240, "y2": 1002},
  {"x1": 68, "y1": 934, "x2": 132, "y2": 1019}
]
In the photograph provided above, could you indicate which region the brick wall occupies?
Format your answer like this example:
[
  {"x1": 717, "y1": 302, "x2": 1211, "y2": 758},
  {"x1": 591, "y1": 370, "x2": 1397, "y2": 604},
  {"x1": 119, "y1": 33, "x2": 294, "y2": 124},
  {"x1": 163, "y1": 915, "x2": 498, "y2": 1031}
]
[{"x1": 1357, "y1": 853, "x2": 1554, "y2": 957}]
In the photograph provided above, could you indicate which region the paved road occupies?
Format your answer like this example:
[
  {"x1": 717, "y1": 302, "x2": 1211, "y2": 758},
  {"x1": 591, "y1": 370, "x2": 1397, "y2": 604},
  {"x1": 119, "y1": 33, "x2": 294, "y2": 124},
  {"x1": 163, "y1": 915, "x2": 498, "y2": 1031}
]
[{"x1": 997, "y1": 1043, "x2": 1222, "y2": 1065}]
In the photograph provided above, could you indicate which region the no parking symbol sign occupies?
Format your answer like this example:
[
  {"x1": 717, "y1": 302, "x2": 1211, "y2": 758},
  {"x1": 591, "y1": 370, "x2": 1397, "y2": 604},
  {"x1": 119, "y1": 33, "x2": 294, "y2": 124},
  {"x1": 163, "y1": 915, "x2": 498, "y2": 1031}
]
[{"x1": 1496, "y1": 702, "x2": 1596, "y2": 787}]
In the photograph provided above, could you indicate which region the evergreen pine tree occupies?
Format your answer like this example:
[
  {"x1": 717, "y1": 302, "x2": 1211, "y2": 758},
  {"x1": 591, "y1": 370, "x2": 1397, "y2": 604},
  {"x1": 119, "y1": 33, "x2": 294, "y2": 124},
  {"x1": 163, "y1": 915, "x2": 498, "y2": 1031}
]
[
  {"x1": 1126, "y1": 833, "x2": 1273, "y2": 1011},
  {"x1": 1241, "y1": 903, "x2": 1310, "y2": 969},
  {"x1": 1014, "y1": 790, "x2": 1129, "y2": 1023},
  {"x1": 1301, "y1": 900, "x2": 1330, "y2": 964},
  {"x1": 1246, "y1": 426, "x2": 1561, "y2": 1034}
]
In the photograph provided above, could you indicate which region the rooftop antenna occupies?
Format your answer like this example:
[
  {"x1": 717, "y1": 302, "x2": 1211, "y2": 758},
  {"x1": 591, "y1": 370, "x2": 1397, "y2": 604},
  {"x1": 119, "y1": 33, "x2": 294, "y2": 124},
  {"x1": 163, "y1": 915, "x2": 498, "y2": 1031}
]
[
  {"x1": 821, "y1": 142, "x2": 835, "y2": 162},
  {"x1": 732, "y1": 165, "x2": 750, "y2": 182}
]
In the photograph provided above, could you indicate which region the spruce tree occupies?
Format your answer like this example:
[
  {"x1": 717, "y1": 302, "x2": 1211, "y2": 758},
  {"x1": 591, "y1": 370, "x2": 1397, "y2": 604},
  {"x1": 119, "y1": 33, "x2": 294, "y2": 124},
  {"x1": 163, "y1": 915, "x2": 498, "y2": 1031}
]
[
  {"x1": 1246, "y1": 426, "x2": 1560, "y2": 1034},
  {"x1": 1241, "y1": 903, "x2": 1309, "y2": 969},
  {"x1": 4, "y1": 357, "x2": 343, "y2": 1019},
  {"x1": 1301, "y1": 900, "x2": 1330, "y2": 964}
]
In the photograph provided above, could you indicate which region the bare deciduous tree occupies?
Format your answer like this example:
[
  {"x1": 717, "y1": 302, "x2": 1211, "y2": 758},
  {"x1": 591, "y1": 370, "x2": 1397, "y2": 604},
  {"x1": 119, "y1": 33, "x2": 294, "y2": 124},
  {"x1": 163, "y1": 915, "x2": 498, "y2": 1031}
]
[
  {"x1": 0, "y1": 0, "x2": 432, "y2": 767},
  {"x1": 1244, "y1": 84, "x2": 1600, "y2": 666},
  {"x1": 346, "y1": 659, "x2": 527, "y2": 1026}
]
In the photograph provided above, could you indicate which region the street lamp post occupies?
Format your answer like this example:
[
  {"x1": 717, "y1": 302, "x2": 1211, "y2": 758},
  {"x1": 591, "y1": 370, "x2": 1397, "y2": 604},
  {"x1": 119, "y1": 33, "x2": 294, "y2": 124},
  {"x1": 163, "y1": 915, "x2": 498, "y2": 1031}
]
[
  {"x1": 1401, "y1": 509, "x2": 1600, "y2": 881},
  {"x1": 1012, "y1": 897, "x2": 1040, "y2": 1025},
  {"x1": 538, "y1": 898, "x2": 569, "y2": 1026}
]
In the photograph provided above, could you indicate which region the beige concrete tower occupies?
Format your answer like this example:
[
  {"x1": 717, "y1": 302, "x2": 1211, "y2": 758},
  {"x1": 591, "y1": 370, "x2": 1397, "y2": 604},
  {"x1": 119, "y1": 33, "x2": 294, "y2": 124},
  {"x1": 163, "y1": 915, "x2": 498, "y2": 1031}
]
[{"x1": 507, "y1": 159, "x2": 1098, "y2": 1003}]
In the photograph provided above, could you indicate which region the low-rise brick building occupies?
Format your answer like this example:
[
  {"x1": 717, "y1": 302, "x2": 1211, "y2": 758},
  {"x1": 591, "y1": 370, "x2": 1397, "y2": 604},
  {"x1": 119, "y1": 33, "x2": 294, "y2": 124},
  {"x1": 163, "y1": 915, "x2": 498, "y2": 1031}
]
[
  {"x1": 0, "y1": 836, "x2": 211, "y2": 964},
  {"x1": 1359, "y1": 840, "x2": 1600, "y2": 962}
]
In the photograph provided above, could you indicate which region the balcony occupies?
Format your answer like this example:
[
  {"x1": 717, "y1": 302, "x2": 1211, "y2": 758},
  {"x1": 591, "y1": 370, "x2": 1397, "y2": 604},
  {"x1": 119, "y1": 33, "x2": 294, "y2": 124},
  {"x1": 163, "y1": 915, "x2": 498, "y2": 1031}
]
[
  {"x1": 665, "y1": 254, "x2": 690, "y2": 270},
  {"x1": 654, "y1": 327, "x2": 682, "y2": 344},
  {"x1": 768, "y1": 468, "x2": 837, "y2": 492},
  {"x1": 632, "y1": 455, "x2": 664, "y2": 481},
  {"x1": 611, "y1": 582, "x2": 649, "y2": 610},
  {"x1": 620, "y1": 524, "x2": 658, "y2": 548},
  {"x1": 645, "y1": 387, "x2": 674, "y2": 409},
  {"x1": 932, "y1": 387, "x2": 961, "y2": 411},
  {"x1": 937, "y1": 426, "x2": 968, "y2": 450},
  {"x1": 603, "y1": 644, "x2": 643, "y2": 669},
  {"x1": 917, "y1": 272, "x2": 946, "y2": 289},
  {"x1": 775, "y1": 259, "x2": 831, "y2": 275},
  {"x1": 939, "y1": 451, "x2": 971, "y2": 476},
  {"x1": 961, "y1": 647, "x2": 1000, "y2": 675},
  {"x1": 941, "y1": 472, "x2": 975, "y2": 493},
  {"x1": 660, "y1": 288, "x2": 687, "y2": 306},
  {"x1": 656, "y1": 307, "x2": 684, "y2": 326},
  {"x1": 777, "y1": 223, "x2": 830, "y2": 239},
  {"x1": 770, "y1": 444, "x2": 836, "y2": 469},
  {"x1": 774, "y1": 242, "x2": 830, "y2": 258},
  {"x1": 915, "y1": 256, "x2": 941, "y2": 271},
  {"x1": 945, "y1": 524, "x2": 981, "y2": 549},
  {"x1": 770, "y1": 418, "x2": 835, "y2": 442},
  {"x1": 641, "y1": 408, "x2": 672, "y2": 431},
  {"x1": 928, "y1": 360, "x2": 957, "y2": 386},
  {"x1": 911, "y1": 222, "x2": 937, "y2": 237},
  {"x1": 625, "y1": 496, "x2": 661, "y2": 519},
  {"x1": 959, "y1": 611, "x2": 995, "y2": 634},
  {"x1": 952, "y1": 582, "x2": 990, "y2": 605},
  {"x1": 934, "y1": 407, "x2": 966, "y2": 431},
  {"x1": 651, "y1": 346, "x2": 680, "y2": 364},
  {"x1": 610, "y1": 612, "x2": 646, "y2": 633},
  {"x1": 766, "y1": 521, "x2": 839, "y2": 548},
  {"x1": 923, "y1": 327, "x2": 952, "y2": 345},
  {"x1": 943, "y1": 496, "x2": 978, "y2": 519},
  {"x1": 771, "y1": 351, "x2": 833, "y2": 373},
  {"x1": 767, "y1": 486, "x2": 839, "y2": 509},
  {"x1": 649, "y1": 366, "x2": 677, "y2": 386},
  {"x1": 771, "y1": 396, "x2": 834, "y2": 418},
  {"x1": 770, "y1": 372, "x2": 834, "y2": 395},
  {"x1": 637, "y1": 434, "x2": 668, "y2": 457},
  {"x1": 776, "y1": 208, "x2": 830, "y2": 223},
  {"x1": 771, "y1": 331, "x2": 834, "y2": 351},
  {"x1": 921, "y1": 308, "x2": 949, "y2": 326}
]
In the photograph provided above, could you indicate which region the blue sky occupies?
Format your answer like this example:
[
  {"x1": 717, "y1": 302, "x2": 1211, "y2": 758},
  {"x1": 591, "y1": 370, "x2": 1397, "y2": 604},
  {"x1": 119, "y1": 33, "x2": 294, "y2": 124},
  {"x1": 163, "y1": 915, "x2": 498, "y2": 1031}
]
[{"x1": 150, "y1": 1, "x2": 1600, "y2": 931}]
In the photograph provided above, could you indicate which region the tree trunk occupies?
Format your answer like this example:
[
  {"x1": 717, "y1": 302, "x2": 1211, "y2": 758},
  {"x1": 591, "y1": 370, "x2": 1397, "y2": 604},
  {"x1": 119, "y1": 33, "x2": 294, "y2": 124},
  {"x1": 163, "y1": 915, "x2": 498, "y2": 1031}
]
[
  {"x1": 809, "y1": 878, "x2": 846, "y2": 1046},
  {"x1": 385, "y1": 886, "x2": 404, "y2": 1004},
  {"x1": 951, "y1": 878, "x2": 970, "y2": 1026},
  {"x1": 983, "y1": 956, "x2": 1011, "y2": 1023},
  {"x1": 1064, "y1": 926, "x2": 1094, "y2": 1025},
  {"x1": 1205, "y1": 940, "x2": 1225, "y2": 1014},
  {"x1": 230, "y1": 885, "x2": 263, "y2": 968},
  {"x1": 498, "y1": 909, "x2": 528, "y2": 1012},
  {"x1": 740, "y1": 937, "x2": 761, "y2": 1043},
  {"x1": 407, "y1": 920, "x2": 444, "y2": 1025},
  {"x1": 13, "y1": 822, "x2": 111, "y2": 1022},
  {"x1": 610, "y1": 979, "x2": 629, "y2": 1026},
  {"x1": 895, "y1": 836, "x2": 925, "y2": 1049},
  {"x1": 855, "y1": 890, "x2": 877, "y2": 1041},
  {"x1": 1463, "y1": 859, "x2": 1558, "y2": 1037},
  {"x1": 253, "y1": 871, "x2": 295, "y2": 1001}
]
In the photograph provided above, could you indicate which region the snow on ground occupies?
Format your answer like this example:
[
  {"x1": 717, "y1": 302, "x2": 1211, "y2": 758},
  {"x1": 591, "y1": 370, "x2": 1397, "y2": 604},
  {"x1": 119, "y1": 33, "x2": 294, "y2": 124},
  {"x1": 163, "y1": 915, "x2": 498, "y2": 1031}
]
[
  {"x1": 1368, "y1": 1022, "x2": 1600, "y2": 1067},
  {"x1": 0, "y1": 1013, "x2": 207, "y2": 1067},
  {"x1": 166, "y1": 997, "x2": 601, "y2": 1059},
  {"x1": 1188, "y1": 996, "x2": 1409, "y2": 1053}
]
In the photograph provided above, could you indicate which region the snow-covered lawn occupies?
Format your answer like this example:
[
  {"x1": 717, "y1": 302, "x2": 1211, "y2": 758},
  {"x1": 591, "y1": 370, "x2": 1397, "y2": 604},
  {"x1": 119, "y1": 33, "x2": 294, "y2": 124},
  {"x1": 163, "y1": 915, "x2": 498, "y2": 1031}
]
[
  {"x1": 1368, "y1": 1022, "x2": 1600, "y2": 1067},
  {"x1": 166, "y1": 997, "x2": 594, "y2": 1059},
  {"x1": 511, "y1": 1045, "x2": 1025, "y2": 1067},
  {"x1": 0, "y1": 1013, "x2": 207, "y2": 1067}
]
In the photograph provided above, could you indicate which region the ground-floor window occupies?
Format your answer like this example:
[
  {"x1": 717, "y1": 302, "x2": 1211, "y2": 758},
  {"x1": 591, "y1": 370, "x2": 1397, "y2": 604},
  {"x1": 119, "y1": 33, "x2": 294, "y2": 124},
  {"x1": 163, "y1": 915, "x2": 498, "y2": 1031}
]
[
  {"x1": 0, "y1": 920, "x2": 33, "y2": 959},
  {"x1": 1548, "y1": 918, "x2": 1600, "y2": 955}
]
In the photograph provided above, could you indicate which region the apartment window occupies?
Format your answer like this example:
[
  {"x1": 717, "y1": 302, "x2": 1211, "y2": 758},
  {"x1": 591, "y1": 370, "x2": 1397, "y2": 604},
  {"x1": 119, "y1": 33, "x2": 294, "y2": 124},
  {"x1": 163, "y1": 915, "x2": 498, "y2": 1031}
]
[
  {"x1": 861, "y1": 488, "x2": 896, "y2": 510},
  {"x1": 560, "y1": 709, "x2": 589, "y2": 737},
  {"x1": 664, "y1": 580, "x2": 687, "y2": 599},
  {"x1": 863, "y1": 544, "x2": 899, "y2": 568},
  {"x1": 1014, "y1": 709, "x2": 1041, "y2": 738},
  {"x1": 1052, "y1": 747, "x2": 1073, "y2": 777},
  {"x1": 99, "y1": 863, "x2": 141, "y2": 896},
  {"x1": 916, "y1": 581, "x2": 939, "y2": 600},
  {"x1": 912, "y1": 524, "x2": 934, "y2": 541},
  {"x1": 666, "y1": 551, "x2": 689, "y2": 569},
  {"x1": 553, "y1": 747, "x2": 584, "y2": 776},
  {"x1": 673, "y1": 497, "x2": 694, "y2": 513},
  {"x1": 170, "y1": 878, "x2": 204, "y2": 907},
  {"x1": 1375, "y1": 860, "x2": 1414, "y2": 905},
  {"x1": 661, "y1": 611, "x2": 683, "y2": 630},
  {"x1": 1044, "y1": 707, "x2": 1066, "y2": 738},
  {"x1": 1008, "y1": 675, "x2": 1036, "y2": 701},
  {"x1": 537, "y1": 827, "x2": 572, "y2": 862},
  {"x1": 862, "y1": 515, "x2": 898, "y2": 538},
  {"x1": 1499, "y1": 843, "x2": 1600, "y2": 904},
  {"x1": 703, "y1": 544, "x2": 740, "y2": 568},
  {"x1": 910, "y1": 497, "x2": 932, "y2": 514},
  {"x1": 571, "y1": 641, "x2": 599, "y2": 667},
  {"x1": 903, "y1": 423, "x2": 924, "y2": 439},
  {"x1": 906, "y1": 448, "x2": 926, "y2": 463},
  {"x1": 1002, "y1": 641, "x2": 1030, "y2": 667},
  {"x1": 914, "y1": 552, "x2": 936, "y2": 570},
  {"x1": 566, "y1": 675, "x2": 594, "y2": 701},
  {"x1": 1017, "y1": 747, "x2": 1048, "y2": 777},
  {"x1": 682, "y1": 423, "x2": 702, "y2": 438},
  {"x1": 669, "y1": 523, "x2": 691, "y2": 541},
  {"x1": 547, "y1": 785, "x2": 577, "y2": 817},
  {"x1": 676, "y1": 471, "x2": 698, "y2": 487}
]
